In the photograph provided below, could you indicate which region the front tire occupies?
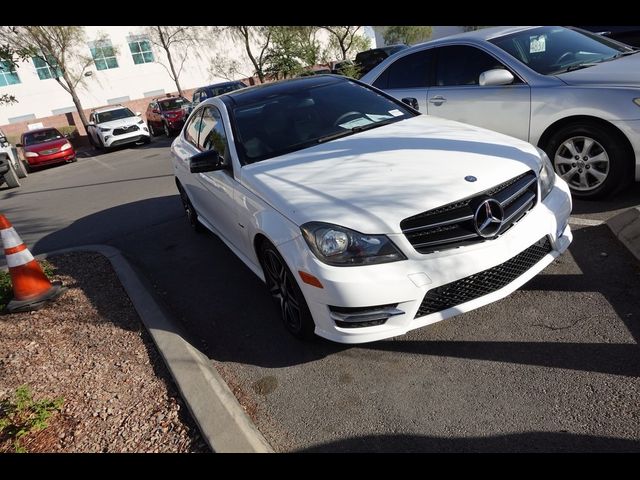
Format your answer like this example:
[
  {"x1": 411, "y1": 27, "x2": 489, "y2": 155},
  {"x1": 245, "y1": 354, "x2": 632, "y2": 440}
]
[
  {"x1": 543, "y1": 122, "x2": 632, "y2": 199},
  {"x1": 149, "y1": 123, "x2": 158, "y2": 137},
  {"x1": 258, "y1": 240, "x2": 315, "y2": 340},
  {"x1": 164, "y1": 122, "x2": 171, "y2": 138},
  {"x1": 13, "y1": 157, "x2": 28, "y2": 178},
  {"x1": 3, "y1": 164, "x2": 20, "y2": 188}
]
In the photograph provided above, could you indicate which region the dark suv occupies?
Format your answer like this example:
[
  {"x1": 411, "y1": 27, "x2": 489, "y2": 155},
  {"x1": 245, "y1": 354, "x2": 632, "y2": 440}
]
[
  {"x1": 355, "y1": 44, "x2": 408, "y2": 77},
  {"x1": 191, "y1": 81, "x2": 247, "y2": 106}
]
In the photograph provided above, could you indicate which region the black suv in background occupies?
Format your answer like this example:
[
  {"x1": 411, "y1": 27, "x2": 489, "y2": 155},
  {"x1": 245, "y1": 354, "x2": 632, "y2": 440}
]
[
  {"x1": 355, "y1": 44, "x2": 408, "y2": 77},
  {"x1": 575, "y1": 26, "x2": 640, "y2": 47}
]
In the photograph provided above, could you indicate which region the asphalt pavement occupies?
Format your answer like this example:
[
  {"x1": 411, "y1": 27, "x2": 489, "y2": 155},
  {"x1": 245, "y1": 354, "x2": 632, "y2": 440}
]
[{"x1": 2, "y1": 139, "x2": 639, "y2": 452}]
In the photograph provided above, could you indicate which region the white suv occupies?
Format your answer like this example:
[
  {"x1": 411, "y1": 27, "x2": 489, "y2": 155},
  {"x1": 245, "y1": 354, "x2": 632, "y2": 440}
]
[{"x1": 87, "y1": 106, "x2": 150, "y2": 150}]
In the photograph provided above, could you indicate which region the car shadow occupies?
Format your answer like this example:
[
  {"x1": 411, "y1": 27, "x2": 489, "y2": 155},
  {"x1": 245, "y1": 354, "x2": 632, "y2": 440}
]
[
  {"x1": 296, "y1": 431, "x2": 640, "y2": 452},
  {"x1": 572, "y1": 182, "x2": 640, "y2": 215},
  {"x1": 32, "y1": 196, "x2": 640, "y2": 375}
]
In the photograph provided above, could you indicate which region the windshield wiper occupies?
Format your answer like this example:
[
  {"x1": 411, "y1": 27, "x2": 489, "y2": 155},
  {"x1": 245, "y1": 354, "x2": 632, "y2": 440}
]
[
  {"x1": 563, "y1": 63, "x2": 599, "y2": 72},
  {"x1": 316, "y1": 118, "x2": 400, "y2": 143}
]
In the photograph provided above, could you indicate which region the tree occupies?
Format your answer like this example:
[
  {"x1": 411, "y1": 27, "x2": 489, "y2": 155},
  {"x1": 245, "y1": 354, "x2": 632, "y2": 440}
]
[
  {"x1": 0, "y1": 44, "x2": 29, "y2": 106},
  {"x1": 320, "y1": 26, "x2": 371, "y2": 61},
  {"x1": 0, "y1": 27, "x2": 97, "y2": 129},
  {"x1": 264, "y1": 27, "x2": 304, "y2": 79},
  {"x1": 383, "y1": 26, "x2": 432, "y2": 45},
  {"x1": 224, "y1": 26, "x2": 273, "y2": 83},
  {"x1": 463, "y1": 26, "x2": 490, "y2": 32},
  {"x1": 145, "y1": 26, "x2": 203, "y2": 97}
]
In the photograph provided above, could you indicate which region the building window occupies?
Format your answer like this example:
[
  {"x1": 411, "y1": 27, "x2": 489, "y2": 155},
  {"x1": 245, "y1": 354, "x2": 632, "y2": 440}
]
[
  {"x1": 32, "y1": 55, "x2": 62, "y2": 80},
  {"x1": 89, "y1": 40, "x2": 119, "y2": 71},
  {"x1": 129, "y1": 38, "x2": 154, "y2": 65},
  {"x1": 0, "y1": 60, "x2": 21, "y2": 87}
]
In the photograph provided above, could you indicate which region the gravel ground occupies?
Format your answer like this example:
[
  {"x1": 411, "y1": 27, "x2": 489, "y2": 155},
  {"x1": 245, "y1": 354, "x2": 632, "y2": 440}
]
[{"x1": 0, "y1": 252, "x2": 209, "y2": 453}]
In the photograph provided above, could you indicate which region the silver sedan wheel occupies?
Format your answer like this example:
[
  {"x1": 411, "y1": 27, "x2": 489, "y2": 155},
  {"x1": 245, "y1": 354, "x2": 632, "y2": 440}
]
[{"x1": 553, "y1": 136, "x2": 610, "y2": 192}]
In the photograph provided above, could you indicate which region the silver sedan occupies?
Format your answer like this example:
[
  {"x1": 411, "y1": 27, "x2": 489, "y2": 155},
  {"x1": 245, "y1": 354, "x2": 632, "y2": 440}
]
[{"x1": 360, "y1": 25, "x2": 640, "y2": 199}]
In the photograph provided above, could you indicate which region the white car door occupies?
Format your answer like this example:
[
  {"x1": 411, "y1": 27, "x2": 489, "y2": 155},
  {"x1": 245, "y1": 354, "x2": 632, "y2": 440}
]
[
  {"x1": 427, "y1": 45, "x2": 531, "y2": 141},
  {"x1": 190, "y1": 105, "x2": 244, "y2": 248},
  {"x1": 371, "y1": 48, "x2": 433, "y2": 112}
]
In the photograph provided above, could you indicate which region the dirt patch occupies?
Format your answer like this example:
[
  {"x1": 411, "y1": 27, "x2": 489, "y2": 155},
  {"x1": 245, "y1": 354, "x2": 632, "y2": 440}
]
[{"x1": 0, "y1": 252, "x2": 209, "y2": 453}]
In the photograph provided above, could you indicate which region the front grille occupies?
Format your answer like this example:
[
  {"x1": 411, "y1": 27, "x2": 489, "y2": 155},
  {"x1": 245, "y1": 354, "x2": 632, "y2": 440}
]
[
  {"x1": 401, "y1": 170, "x2": 538, "y2": 254},
  {"x1": 41, "y1": 148, "x2": 59, "y2": 155},
  {"x1": 113, "y1": 125, "x2": 139, "y2": 136},
  {"x1": 415, "y1": 236, "x2": 552, "y2": 318},
  {"x1": 110, "y1": 135, "x2": 144, "y2": 146}
]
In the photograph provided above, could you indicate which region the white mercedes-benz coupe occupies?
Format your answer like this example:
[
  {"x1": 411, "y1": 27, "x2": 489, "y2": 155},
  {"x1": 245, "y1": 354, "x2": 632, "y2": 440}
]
[{"x1": 170, "y1": 75, "x2": 572, "y2": 344}]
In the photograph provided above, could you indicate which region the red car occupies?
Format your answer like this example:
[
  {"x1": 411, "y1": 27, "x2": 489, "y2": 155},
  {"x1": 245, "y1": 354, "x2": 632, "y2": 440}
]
[
  {"x1": 145, "y1": 95, "x2": 191, "y2": 137},
  {"x1": 18, "y1": 128, "x2": 76, "y2": 171}
]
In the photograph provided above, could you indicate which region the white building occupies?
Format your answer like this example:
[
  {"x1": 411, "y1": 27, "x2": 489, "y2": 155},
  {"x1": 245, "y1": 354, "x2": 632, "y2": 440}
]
[{"x1": 0, "y1": 26, "x2": 257, "y2": 127}]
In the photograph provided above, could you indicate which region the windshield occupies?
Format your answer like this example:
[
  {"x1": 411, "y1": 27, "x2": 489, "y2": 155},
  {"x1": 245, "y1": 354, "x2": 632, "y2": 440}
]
[
  {"x1": 95, "y1": 108, "x2": 136, "y2": 123},
  {"x1": 232, "y1": 79, "x2": 415, "y2": 164},
  {"x1": 23, "y1": 129, "x2": 63, "y2": 146},
  {"x1": 490, "y1": 26, "x2": 629, "y2": 75},
  {"x1": 158, "y1": 97, "x2": 189, "y2": 111}
]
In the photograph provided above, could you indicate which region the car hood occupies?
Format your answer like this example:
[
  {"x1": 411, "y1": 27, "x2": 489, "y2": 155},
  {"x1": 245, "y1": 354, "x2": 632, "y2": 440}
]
[
  {"x1": 98, "y1": 117, "x2": 142, "y2": 129},
  {"x1": 556, "y1": 53, "x2": 640, "y2": 87},
  {"x1": 25, "y1": 138, "x2": 69, "y2": 152},
  {"x1": 241, "y1": 115, "x2": 542, "y2": 234}
]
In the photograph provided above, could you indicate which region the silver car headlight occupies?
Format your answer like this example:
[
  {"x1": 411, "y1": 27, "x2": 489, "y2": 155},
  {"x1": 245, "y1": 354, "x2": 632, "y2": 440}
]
[
  {"x1": 537, "y1": 147, "x2": 556, "y2": 200},
  {"x1": 300, "y1": 222, "x2": 406, "y2": 266}
]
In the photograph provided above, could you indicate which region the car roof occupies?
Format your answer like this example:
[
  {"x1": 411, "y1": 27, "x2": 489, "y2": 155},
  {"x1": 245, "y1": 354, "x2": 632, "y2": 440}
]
[
  {"x1": 22, "y1": 127, "x2": 61, "y2": 135},
  {"x1": 92, "y1": 105, "x2": 130, "y2": 113},
  {"x1": 412, "y1": 26, "x2": 542, "y2": 47},
  {"x1": 198, "y1": 80, "x2": 246, "y2": 91},
  {"x1": 220, "y1": 75, "x2": 346, "y2": 108}
]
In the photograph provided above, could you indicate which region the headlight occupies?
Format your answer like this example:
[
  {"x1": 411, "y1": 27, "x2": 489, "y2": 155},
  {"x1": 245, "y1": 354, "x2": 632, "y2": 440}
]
[
  {"x1": 25, "y1": 151, "x2": 39, "y2": 158},
  {"x1": 633, "y1": 98, "x2": 640, "y2": 107},
  {"x1": 537, "y1": 147, "x2": 556, "y2": 200},
  {"x1": 60, "y1": 142, "x2": 72, "y2": 151},
  {"x1": 99, "y1": 127, "x2": 111, "y2": 132},
  {"x1": 300, "y1": 222, "x2": 406, "y2": 266}
]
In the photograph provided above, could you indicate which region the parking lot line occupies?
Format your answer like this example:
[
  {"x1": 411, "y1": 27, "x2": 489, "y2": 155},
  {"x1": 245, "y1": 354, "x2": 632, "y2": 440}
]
[{"x1": 569, "y1": 217, "x2": 605, "y2": 226}]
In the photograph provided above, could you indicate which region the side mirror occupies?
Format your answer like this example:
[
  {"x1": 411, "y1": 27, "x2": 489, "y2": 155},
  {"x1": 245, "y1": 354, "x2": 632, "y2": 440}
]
[
  {"x1": 479, "y1": 69, "x2": 514, "y2": 86},
  {"x1": 87, "y1": 122, "x2": 95, "y2": 127},
  {"x1": 152, "y1": 109, "x2": 160, "y2": 114},
  {"x1": 16, "y1": 143, "x2": 23, "y2": 148},
  {"x1": 401, "y1": 97, "x2": 419, "y2": 110},
  {"x1": 189, "y1": 149, "x2": 226, "y2": 173}
]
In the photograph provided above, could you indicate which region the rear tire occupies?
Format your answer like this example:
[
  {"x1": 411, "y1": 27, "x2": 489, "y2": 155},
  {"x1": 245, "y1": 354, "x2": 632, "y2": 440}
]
[
  {"x1": 3, "y1": 164, "x2": 20, "y2": 188},
  {"x1": 149, "y1": 123, "x2": 157, "y2": 137},
  {"x1": 543, "y1": 122, "x2": 632, "y2": 199},
  {"x1": 13, "y1": 157, "x2": 28, "y2": 178},
  {"x1": 258, "y1": 239, "x2": 316, "y2": 340},
  {"x1": 177, "y1": 183, "x2": 206, "y2": 233}
]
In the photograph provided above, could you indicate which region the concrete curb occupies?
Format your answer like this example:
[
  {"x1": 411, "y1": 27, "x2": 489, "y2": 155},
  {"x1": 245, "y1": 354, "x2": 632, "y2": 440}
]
[
  {"x1": 35, "y1": 245, "x2": 273, "y2": 453},
  {"x1": 606, "y1": 206, "x2": 640, "y2": 263}
]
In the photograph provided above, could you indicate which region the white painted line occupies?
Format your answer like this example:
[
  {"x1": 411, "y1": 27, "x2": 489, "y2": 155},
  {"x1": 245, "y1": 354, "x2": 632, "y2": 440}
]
[
  {"x1": 91, "y1": 156, "x2": 115, "y2": 170},
  {"x1": 569, "y1": 217, "x2": 605, "y2": 226}
]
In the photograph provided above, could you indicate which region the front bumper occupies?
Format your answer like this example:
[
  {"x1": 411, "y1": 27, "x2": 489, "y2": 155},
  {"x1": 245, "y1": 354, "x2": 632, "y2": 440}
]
[
  {"x1": 284, "y1": 179, "x2": 573, "y2": 344},
  {"x1": 27, "y1": 150, "x2": 75, "y2": 167},
  {"x1": 102, "y1": 126, "x2": 150, "y2": 148}
]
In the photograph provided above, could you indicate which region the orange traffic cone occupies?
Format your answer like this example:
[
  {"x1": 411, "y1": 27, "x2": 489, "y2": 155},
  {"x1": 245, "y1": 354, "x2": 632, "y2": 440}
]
[{"x1": 0, "y1": 214, "x2": 66, "y2": 313}]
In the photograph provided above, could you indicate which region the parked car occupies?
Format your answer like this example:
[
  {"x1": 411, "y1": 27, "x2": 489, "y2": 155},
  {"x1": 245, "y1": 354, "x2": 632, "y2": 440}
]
[
  {"x1": 145, "y1": 95, "x2": 191, "y2": 137},
  {"x1": 87, "y1": 106, "x2": 150, "y2": 150},
  {"x1": 331, "y1": 60, "x2": 355, "y2": 75},
  {"x1": 170, "y1": 75, "x2": 572, "y2": 344},
  {"x1": 574, "y1": 26, "x2": 640, "y2": 48},
  {"x1": 297, "y1": 67, "x2": 332, "y2": 77},
  {"x1": 361, "y1": 25, "x2": 640, "y2": 199},
  {"x1": 355, "y1": 44, "x2": 408, "y2": 77},
  {"x1": 0, "y1": 129, "x2": 28, "y2": 178},
  {"x1": 191, "y1": 81, "x2": 247, "y2": 106},
  {"x1": 0, "y1": 152, "x2": 20, "y2": 188},
  {"x1": 16, "y1": 127, "x2": 76, "y2": 171}
]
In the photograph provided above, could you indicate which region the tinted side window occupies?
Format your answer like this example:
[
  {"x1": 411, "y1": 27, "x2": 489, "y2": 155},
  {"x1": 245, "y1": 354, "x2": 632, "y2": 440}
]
[
  {"x1": 198, "y1": 106, "x2": 229, "y2": 157},
  {"x1": 386, "y1": 50, "x2": 432, "y2": 89},
  {"x1": 436, "y1": 45, "x2": 507, "y2": 86},
  {"x1": 184, "y1": 108, "x2": 204, "y2": 146}
]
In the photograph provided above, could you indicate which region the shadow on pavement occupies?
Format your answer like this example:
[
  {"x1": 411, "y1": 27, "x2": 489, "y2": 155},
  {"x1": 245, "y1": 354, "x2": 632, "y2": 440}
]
[
  {"x1": 297, "y1": 431, "x2": 640, "y2": 452},
  {"x1": 572, "y1": 182, "x2": 640, "y2": 215}
]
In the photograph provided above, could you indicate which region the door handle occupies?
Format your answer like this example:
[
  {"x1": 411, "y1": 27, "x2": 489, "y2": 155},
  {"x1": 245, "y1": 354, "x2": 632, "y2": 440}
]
[{"x1": 429, "y1": 95, "x2": 446, "y2": 105}]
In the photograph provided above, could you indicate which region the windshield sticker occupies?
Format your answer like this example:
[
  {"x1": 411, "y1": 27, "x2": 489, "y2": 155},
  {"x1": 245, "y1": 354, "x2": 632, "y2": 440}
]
[
  {"x1": 366, "y1": 114, "x2": 393, "y2": 122},
  {"x1": 338, "y1": 117, "x2": 375, "y2": 129},
  {"x1": 388, "y1": 109, "x2": 404, "y2": 117},
  {"x1": 530, "y1": 35, "x2": 546, "y2": 53}
]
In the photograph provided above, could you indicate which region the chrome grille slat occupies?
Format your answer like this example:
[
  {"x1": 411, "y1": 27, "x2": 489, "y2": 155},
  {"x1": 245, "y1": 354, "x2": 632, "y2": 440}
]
[{"x1": 401, "y1": 170, "x2": 538, "y2": 254}]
